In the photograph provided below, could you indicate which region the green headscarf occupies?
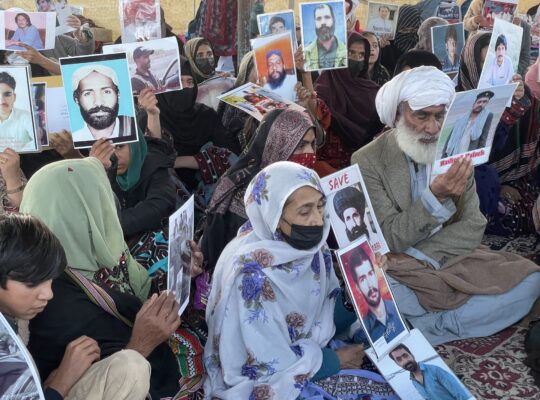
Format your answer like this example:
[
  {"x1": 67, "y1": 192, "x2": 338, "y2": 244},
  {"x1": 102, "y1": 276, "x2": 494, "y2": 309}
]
[
  {"x1": 116, "y1": 130, "x2": 148, "y2": 191},
  {"x1": 20, "y1": 157, "x2": 150, "y2": 301}
]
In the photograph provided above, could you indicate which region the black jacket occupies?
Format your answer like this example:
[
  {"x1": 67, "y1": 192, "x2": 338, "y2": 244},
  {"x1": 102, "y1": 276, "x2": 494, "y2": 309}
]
[{"x1": 113, "y1": 137, "x2": 176, "y2": 237}]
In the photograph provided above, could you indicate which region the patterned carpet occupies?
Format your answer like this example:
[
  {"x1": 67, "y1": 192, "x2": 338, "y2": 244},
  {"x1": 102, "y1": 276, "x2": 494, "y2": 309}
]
[
  {"x1": 429, "y1": 234, "x2": 540, "y2": 400},
  {"x1": 436, "y1": 326, "x2": 538, "y2": 400}
]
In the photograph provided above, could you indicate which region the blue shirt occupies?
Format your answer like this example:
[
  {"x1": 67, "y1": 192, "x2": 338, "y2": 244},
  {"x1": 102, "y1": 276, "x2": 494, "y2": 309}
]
[
  {"x1": 8, "y1": 25, "x2": 44, "y2": 50},
  {"x1": 411, "y1": 362, "x2": 472, "y2": 400},
  {"x1": 363, "y1": 299, "x2": 405, "y2": 343}
]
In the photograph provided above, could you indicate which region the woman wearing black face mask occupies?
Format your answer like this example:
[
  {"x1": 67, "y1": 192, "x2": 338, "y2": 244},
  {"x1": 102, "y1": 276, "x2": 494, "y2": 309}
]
[
  {"x1": 204, "y1": 161, "x2": 396, "y2": 399},
  {"x1": 312, "y1": 32, "x2": 383, "y2": 173},
  {"x1": 185, "y1": 38, "x2": 218, "y2": 84},
  {"x1": 138, "y1": 57, "x2": 240, "y2": 199}
]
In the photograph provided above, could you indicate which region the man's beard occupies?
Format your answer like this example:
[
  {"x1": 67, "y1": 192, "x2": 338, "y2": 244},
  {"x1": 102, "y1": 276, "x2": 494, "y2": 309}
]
[
  {"x1": 346, "y1": 224, "x2": 367, "y2": 241},
  {"x1": 403, "y1": 360, "x2": 418, "y2": 372},
  {"x1": 267, "y1": 70, "x2": 287, "y2": 89},
  {"x1": 316, "y1": 24, "x2": 334, "y2": 42},
  {"x1": 80, "y1": 103, "x2": 119, "y2": 130},
  {"x1": 363, "y1": 287, "x2": 381, "y2": 307},
  {"x1": 395, "y1": 118, "x2": 438, "y2": 165}
]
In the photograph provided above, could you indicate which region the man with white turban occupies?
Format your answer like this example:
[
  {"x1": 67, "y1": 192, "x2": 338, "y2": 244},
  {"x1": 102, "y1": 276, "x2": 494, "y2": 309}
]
[{"x1": 352, "y1": 66, "x2": 540, "y2": 345}]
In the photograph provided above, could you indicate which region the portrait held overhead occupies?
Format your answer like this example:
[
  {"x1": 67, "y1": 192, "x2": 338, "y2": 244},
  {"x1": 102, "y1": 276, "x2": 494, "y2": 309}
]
[
  {"x1": 366, "y1": 2, "x2": 400, "y2": 39},
  {"x1": 119, "y1": 0, "x2": 162, "y2": 43},
  {"x1": 431, "y1": 23, "x2": 465, "y2": 75},
  {"x1": 0, "y1": 10, "x2": 57, "y2": 51},
  {"x1": 257, "y1": 10, "x2": 297, "y2": 46},
  {"x1": 300, "y1": 0, "x2": 348, "y2": 71},
  {"x1": 102, "y1": 36, "x2": 182, "y2": 95},
  {"x1": 251, "y1": 31, "x2": 298, "y2": 101},
  {"x1": 478, "y1": 18, "x2": 523, "y2": 88},
  {"x1": 60, "y1": 53, "x2": 138, "y2": 149}
]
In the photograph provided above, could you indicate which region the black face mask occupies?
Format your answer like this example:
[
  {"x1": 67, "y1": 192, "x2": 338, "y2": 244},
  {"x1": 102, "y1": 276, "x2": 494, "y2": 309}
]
[
  {"x1": 169, "y1": 87, "x2": 197, "y2": 113},
  {"x1": 195, "y1": 56, "x2": 215, "y2": 75},
  {"x1": 348, "y1": 59, "x2": 364, "y2": 78},
  {"x1": 281, "y1": 220, "x2": 324, "y2": 250}
]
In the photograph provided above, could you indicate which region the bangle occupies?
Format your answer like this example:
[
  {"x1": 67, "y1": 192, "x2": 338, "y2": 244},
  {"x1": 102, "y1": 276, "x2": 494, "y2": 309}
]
[{"x1": 5, "y1": 183, "x2": 25, "y2": 195}]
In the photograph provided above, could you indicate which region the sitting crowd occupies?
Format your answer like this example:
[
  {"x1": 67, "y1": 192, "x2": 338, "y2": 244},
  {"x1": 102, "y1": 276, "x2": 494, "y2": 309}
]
[{"x1": 1, "y1": 1, "x2": 540, "y2": 399}]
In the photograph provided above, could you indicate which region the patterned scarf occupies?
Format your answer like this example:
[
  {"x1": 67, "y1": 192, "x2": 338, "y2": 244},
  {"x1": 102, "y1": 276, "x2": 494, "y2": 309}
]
[
  {"x1": 457, "y1": 32, "x2": 492, "y2": 91},
  {"x1": 204, "y1": 162, "x2": 340, "y2": 399},
  {"x1": 393, "y1": 5, "x2": 422, "y2": 53}
]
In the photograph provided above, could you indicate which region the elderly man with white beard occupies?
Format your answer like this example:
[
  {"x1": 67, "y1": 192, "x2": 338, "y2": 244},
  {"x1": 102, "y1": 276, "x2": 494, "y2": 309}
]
[{"x1": 351, "y1": 66, "x2": 540, "y2": 345}]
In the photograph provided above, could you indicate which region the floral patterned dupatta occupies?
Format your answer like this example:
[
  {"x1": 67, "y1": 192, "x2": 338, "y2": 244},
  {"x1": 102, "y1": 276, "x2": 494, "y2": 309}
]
[{"x1": 204, "y1": 161, "x2": 340, "y2": 399}]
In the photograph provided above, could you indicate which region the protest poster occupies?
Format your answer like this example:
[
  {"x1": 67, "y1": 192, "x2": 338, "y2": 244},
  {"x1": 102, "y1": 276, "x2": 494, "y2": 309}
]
[
  {"x1": 103, "y1": 37, "x2": 182, "y2": 95},
  {"x1": 432, "y1": 83, "x2": 517, "y2": 175},
  {"x1": 366, "y1": 329, "x2": 475, "y2": 399},
  {"x1": 0, "y1": 313, "x2": 45, "y2": 400},
  {"x1": 60, "y1": 53, "x2": 138, "y2": 149},
  {"x1": 431, "y1": 23, "x2": 465, "y2": 76},
  {"x1": 217, "y1": 82, "x2": 304, "y2": 121},
  {"x1": 31, "y1": 75, "x2": 70, "y2": 136},
  {"x1": 31, "y1": 83, "x2": 48, "y2": 147},
  {"x1": 168, "y1": 196, "x2": 195, "y2": 316},
  {"x1": 478, "y1": 18, "x2": 522, "y2": 89},
  {"x1": 482, "y1": 0, "x2": 519, "y2": 27},
  {"x1": 119, "y1": 0, "x2": 162, "y2": 43},
  {"x1": 320, "y1": 164, "x2": 389, "y2": 254},
  {"x1": 435, "y1": 1, "x2": 462, "y2": 23},
  {"x1": 299, "y1": 1, "x2": 348, "y2": 71},
  {"x1": 257, "y1": 10, "x2": 298, "y2": 47},
  {"x1": 251, "y1": 31, "x2": 298, "y2": 101},
  {"x1": 366, "y1": 2, "x2": 400, "y2": 40},
  {"x1": 0, "y1": 65, "x2": 39, "y2": 153},
  {"x1": 336, "y1": 237, "x2": 408, "y2": 359},
  {"x1": 0, "y1": 11, "x2": 56, "y2": 51},
  {"x1": 197, "y1": 75, "x2": 236, "y2": 111}
]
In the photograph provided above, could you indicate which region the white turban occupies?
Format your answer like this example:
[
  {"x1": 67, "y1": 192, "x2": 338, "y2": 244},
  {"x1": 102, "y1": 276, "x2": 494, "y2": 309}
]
[
  {"x1": 71, "y1": 64, "x2": 119, "y2": 94},
  {"x1": 375, "y1": 66, "x2": 455, "y2": 127}
]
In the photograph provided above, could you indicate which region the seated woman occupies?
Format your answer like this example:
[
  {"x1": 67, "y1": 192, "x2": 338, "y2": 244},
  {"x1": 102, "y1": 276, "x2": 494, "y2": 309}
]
[
  {"x1": 184, "y1": 37, "x2": 219, "y2": 84},
  {"x1": 20, "y1": 158, "x2": 206, "y2": 400},
  {"x1": 0, "y1": 148, "x2": 25, "y2": 214},
  {"x1": 204, "y1": 161, "x2": 397, "y2": 399},
  {"x1": 308, "y1": 32, "x2": 383, "y2": 172},
  {"x1": 200, "y1": 108, "x2": 323, "y2": 274},
  {"x1": 145, "y1": 58, "x2": 239, "y2": 205}
]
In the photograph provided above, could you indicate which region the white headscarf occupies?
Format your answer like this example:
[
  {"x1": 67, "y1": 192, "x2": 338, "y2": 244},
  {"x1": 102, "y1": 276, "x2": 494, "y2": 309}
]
[
  {"x1": 204, "y1": 161, "x2": 340, "y2": 400},
  {"x1": 376, "y1": 66, "x2": 455, "y2": 127}
]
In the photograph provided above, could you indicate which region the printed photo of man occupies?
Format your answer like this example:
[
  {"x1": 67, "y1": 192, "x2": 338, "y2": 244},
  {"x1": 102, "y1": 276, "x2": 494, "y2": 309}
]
[
  {"x1": 0, "y1": 72, "x2": 35, "y2": 152},
  {"x1": 389, "y1": 344, "x2": 473, "y2": 400},
  {"x1": 71, "y1": 64, "x2": 136, "y2": 145},
  {"x1": 442, "y1": 25, "x2": 460, "y2": 73},
  {"x1": 262, "y1": 50, "x2": 297, "y2": 101},
  {"x1": 367, "y1": 5, "x2": 395, "y2": 37},
  {"x1": 480, "y1": 34, "x2": 514, "y2": 87},
  {"x1": 130, "y1": 46, "x2": 163, "y2": 94},
  {"x1": 443, "y1": 91, "x2": 494, "y2": 157},
  {"x1": 349, "y1": 247, "x2": 405, "y2": 343},
  {"x1": 6, "y1": 13, "x2": 44, "y2": 51},
  {"x1": 333, "y1": 186, "x2": 368, "y2": 242},
  {"x1": 304, "y1": 3, "x2": 347, "y2": 70},
  {"x1": 268, "y1": 16, "x2": 287, "y2": 34}
]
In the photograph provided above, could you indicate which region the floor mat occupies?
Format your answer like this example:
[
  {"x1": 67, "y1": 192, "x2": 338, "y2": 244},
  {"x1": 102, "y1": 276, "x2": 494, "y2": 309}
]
[{"x1": 436, "y1": 326, "x2": 538, "y2": 400}]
